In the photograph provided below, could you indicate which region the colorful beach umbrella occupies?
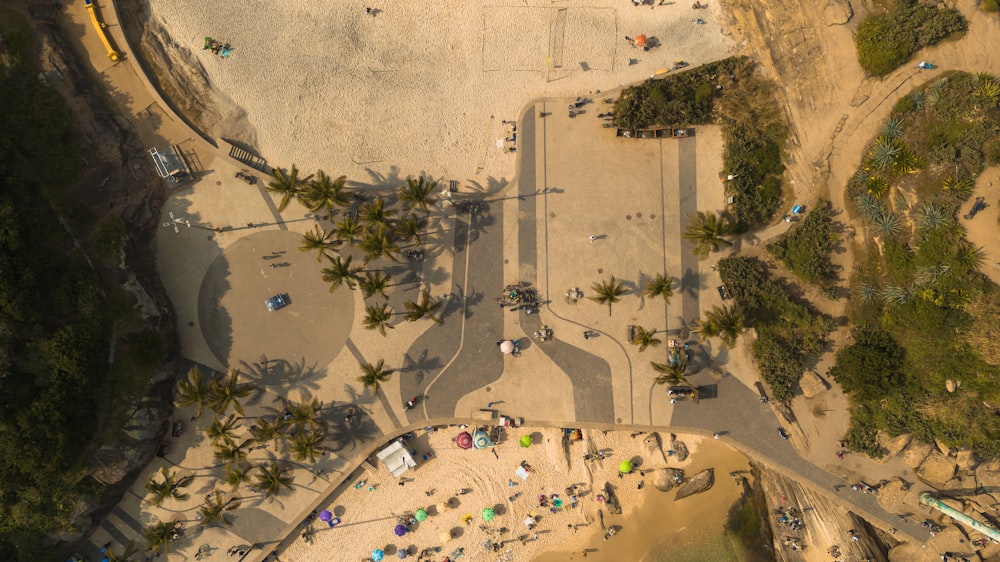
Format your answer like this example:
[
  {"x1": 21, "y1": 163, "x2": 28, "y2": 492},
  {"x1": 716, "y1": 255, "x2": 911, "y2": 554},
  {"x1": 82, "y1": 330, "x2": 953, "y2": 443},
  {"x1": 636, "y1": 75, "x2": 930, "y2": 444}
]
[
  {"x1": 482, "y1": 507, "x2": 495, "y2": 522},
  {"x1": 635, "y1": 34, "x2": 647, "y2": 47},
  {"x1": 473, "y1": 430, "x2": 492, "y2": 449},
  {"x1": 456, "y1": 431, "x2": 473, "y2": 450},
  {"x1": 372, "y1": 549, "x2": 385, "y2": 562},
  {"x1": 319, "y1": 510, "x2": 333, "y2": 522},
  {"x1": 519, "y1": 435, "x2": 532, "y2": 448},
  {"x1": 415, "y1": 509, "x2": 428, "y2": 522},
  {"x1": 500, "y1": 340, "x2": 515, "y2": 354},
  {"x1": 394, "y1": 524, "x2": 408, "y2": 537},
  {"x1": 619, "y1": 460, "x2": 633, "y2": 474}
]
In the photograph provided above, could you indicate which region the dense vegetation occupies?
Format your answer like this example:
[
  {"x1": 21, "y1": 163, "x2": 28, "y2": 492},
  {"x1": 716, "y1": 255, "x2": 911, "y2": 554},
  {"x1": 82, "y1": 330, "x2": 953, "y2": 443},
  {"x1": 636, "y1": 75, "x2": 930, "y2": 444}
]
[
  {"x1": 837, "y1": 71, "x2": 1000, "y2": 458},
  {"x1": 0, "y1": 10, "x2": 116, "y2": 559},
  {"x1": 614, "y1": 56, "x2": 787, "y2": 229},
  {"x1": 767, "y1": 201, "x2": 837, "y2": 291},
  {"x1": 855, "y1": 0, "x2": 967, "y2": 76},
  {"x1": 718, "y1": 257, "x2": 834, "y2": 402}
]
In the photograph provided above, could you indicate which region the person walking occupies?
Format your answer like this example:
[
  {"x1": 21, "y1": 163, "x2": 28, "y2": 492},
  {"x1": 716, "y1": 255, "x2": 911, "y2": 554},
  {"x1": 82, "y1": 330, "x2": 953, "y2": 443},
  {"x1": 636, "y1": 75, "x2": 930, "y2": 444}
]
[{"x1": 589, "y1": 235, "x2": 597, "y2": 242}]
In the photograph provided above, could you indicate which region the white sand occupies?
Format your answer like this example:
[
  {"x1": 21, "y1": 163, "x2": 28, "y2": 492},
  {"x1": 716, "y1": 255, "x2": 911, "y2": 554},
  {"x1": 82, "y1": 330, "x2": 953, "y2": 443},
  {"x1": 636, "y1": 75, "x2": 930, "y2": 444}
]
[
  {"x1": 279, "y1": 427, "x2": 749, "y2": 561},
  {"x1": 147, "y1": 0, "x2": 734, "y2": 182}
]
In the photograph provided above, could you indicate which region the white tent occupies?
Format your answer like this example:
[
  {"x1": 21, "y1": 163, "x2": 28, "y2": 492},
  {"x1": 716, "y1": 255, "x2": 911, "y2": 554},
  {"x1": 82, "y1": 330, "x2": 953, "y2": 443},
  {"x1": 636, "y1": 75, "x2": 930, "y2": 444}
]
[{"x1": 376, "y1": 440, "x2": 417, "y2": 478}]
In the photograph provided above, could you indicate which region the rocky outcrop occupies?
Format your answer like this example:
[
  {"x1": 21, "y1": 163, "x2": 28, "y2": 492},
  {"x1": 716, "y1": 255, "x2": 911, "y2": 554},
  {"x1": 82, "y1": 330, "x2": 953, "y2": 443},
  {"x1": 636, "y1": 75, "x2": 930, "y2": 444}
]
[
  {"x1": 675, "y1": 468, "x2": 714, "y2": 500},
  {"x1": 902, "y1": 441, "x2": 933, "y2": 469},
  {"x1": 641, "y1": 433, "x2": 668, "y2": 466},
  {"x1": 877, "y1": 432, "x2": 911, "y2": 460},
  {"x1": 799, "y1": 370, "x2": 827, "y2": 398},
  {"x1": 875, "y1": 478, "x2": 909, "y2": 513},
  {"x1": 669, "y1": 434, "x2": 689, "y2": 462},
  {"x1": 823, "y1": 0, "x2": 853, "y2": 25},
  {"x1": 975, "y1": 460, "x2": 1000, "y2": 490},
  {"x1": 918, "y1": 450, "x2": 956, "y2": 486},
  {"x1": 652, "y1": 468, "x2": 685, "y2": 492}
]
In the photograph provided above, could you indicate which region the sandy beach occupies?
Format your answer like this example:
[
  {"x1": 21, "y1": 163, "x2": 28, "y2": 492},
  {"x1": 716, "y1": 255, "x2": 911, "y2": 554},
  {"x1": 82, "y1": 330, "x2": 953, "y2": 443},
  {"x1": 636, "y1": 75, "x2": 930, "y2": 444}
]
[
  {"x1": 144, "y1": 0, "x2": 734, "y2": 181},
  {"x1": 279, "y1": 427, "x2": 749, "y2": 561}
]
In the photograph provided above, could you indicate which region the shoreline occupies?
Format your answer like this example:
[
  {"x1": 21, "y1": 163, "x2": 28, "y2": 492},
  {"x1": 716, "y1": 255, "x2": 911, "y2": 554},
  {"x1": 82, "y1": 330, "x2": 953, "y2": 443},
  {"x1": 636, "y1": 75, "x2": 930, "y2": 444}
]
[{"x1": 279, "y1": 426, "x2": 750, "y2": 561}]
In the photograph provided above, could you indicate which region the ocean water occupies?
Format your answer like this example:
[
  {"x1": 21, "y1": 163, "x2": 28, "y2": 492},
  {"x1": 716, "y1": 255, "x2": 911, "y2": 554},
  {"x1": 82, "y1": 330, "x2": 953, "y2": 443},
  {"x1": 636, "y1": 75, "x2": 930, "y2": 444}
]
[{"x1": 649, "y1": 531, "x2": 751, "y2": 562}]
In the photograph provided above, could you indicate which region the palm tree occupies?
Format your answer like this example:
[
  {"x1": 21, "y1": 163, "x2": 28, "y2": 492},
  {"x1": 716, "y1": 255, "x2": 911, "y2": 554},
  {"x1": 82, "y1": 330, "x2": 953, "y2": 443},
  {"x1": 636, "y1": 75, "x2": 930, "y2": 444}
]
[
  {"x1": 284, "y1": 395, "x2": 326, "y2": 434},
  {"x1": 322, "y1": 254, "x2": 363, "y2": 292},
  {"x1": 360, "y1": 223, "x2": 400, "y2": 263},
  {"x1": 174, "y1": 366, "x2": 211, "y2": 418},
  {"x1": 683, "y1": 211, "x2": 732, "y2": 259},
  {"x1": 643, "y1": 273, "x2": 674, "y2": 304},
  {"x1": 399, "y1": 175, "x2": 438, "y2": 211},
  {"x1": 363, "y1": 302, "x2": 395, "y2": 335},
  {"x1": 404, "y1": 289, "x2": 443, "y2": 323},
  {"x1": 291, "y1": 429, "x2": 327, "y2": 463},
  {"x1": 630, "y1": 326, "x2": 661, "y2": 352},
  {"x1": 105, "y1": 540, "x2": 139, "y2": 562},
  {"x1": 357, "y1": 358, "x2": 394, "y2": 394},
  {"x1": 335, "y1": 215, "x2": 363, "y2": 247},
  {"x1": 697, "y1": 304, "x2": 745, "y2": 348},
  {"x1": 360, "y1": 196, "x2": 397, "y2": 228},
  {"x1": 250, "y1": 416, "x2": 286, "y2": 449},
  {"x1": 213, "y1": 440, "x2": 251, "y2": 467},
  {"x1": 301, "y1": 170, "x2": 350, "y2": 221},
  {"x1": 299, "y1": 224, "x2": 341, "y2": 261},
  {"x1": 198, "y1": 490, "x2": 241, "y2": 528},
  {"x1": 223, "y1": 461, "x2": 254, "y2": 490},
  {"x1": 652, "y1": 355, "x2": 698, "y2": 403},
  {"x1": 206, "y1": 414, "x2": 241, "y2": 447},
  {"x1": 589, "y1": 276, "x2": 627, "y2": 316},
  {"x1": 252, "y1": 462, "x2": 295, "y2": 500},
  {"x1": 143, "y1": 467, "x2": 193, "y2": 507},
  {"x1": 266, "y1": 164, "x2": 305, "y2": 212},
  {"x1": 209, "y1": 369, "x2": 256, "y2": 416},
  {"x1": 397, "y1": 213, "x2": 428, "y2": 245},
  {"x1": 143, "y1": 520, "x2": 181, "y2": 555},
  {"x1": 359, "y1": 270, "x2": 392, "y2": 299}
]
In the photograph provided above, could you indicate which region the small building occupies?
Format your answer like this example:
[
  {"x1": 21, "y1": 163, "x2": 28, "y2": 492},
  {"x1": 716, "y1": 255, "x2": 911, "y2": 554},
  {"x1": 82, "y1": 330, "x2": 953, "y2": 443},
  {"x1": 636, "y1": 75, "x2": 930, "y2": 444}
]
[
  {"x1": 376, "y1": 439, "x2": 417, "y2": 478},
  {"x1": 148, "y1": 146, "x2": 190, "y2": 185}
]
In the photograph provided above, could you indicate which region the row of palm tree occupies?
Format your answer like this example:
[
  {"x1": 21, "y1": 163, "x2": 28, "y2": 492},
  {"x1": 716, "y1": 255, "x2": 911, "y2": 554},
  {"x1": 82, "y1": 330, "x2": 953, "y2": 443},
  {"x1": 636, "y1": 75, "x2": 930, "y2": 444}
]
[
  {"x1": 174, "y1": 367, "x2": 257, "y2": 417},
  {"x1": 590, "y1": 273, "x2": 675, "y2": 317}
]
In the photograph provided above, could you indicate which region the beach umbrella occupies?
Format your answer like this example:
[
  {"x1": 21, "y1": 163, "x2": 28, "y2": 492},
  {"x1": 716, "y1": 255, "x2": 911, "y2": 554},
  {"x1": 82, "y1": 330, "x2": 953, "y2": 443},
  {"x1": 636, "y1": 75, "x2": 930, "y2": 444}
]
[
  {"x1": 519, "y1": 435, "x2": 532, "y2": 448},
  {"x1": 440, "y1": 531, "x2": 452, "y2": 543},
  {"x1": 524, "y1": 516, "x2": 535, "y2": 528},
  {"x1": 456, "y1": 431, "x2": 473, "y2": 450},
  {"x1": 415, "y1": 509, "x2": 428, "y2": 522},
  {"x1": 372, "y1": 549, "x2": 385, "y2": 562},
  {"x1": 462, "y1": 514, "x2": 473, "y2": 525},
  {"x1": 473, "y1": 430, "x2": 492, "y2": 449},
  {"x1": 619, "y1": 460, "x2": 634, "y2": 474},
  {"x1": 482, "y1": 507, "x2": 495, "y2": 522},
  {"x1": 500, "y1": 340, "x2": 515, "y2": 354},
  {"x1": 652, "y1": 68, "x2": 670, "y2": 79},
  {"x1": 394, "y1": 524, "x2": 408, "y2": 537},
  {"x1": 397, "y1": 549, "x2": 409, "y2": 559},
  {"x1": 319, "y1": 510, "x2": 333, "y2": 522},
  {"x1": 635, "y1": 34, "x2": 647, "y2": 47}
]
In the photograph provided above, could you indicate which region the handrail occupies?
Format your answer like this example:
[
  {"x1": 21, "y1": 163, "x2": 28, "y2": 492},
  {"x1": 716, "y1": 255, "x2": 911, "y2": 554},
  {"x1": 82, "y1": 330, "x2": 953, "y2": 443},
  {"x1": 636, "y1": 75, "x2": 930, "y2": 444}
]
[{"x1": 84, "y1": 0, "x2": 120, "y2": 62}]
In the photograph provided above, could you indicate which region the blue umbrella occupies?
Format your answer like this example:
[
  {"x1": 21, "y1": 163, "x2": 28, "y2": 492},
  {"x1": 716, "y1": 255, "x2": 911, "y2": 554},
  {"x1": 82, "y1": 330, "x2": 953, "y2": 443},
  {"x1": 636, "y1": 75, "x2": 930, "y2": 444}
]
[
  {"x1": 397, "y1": 548, "x2": 409, "y2": 559},
  {"x1": 394, "y1": 524, "x2": 408, "y2": 537},
  {"x1": 372, "y1": 549, "x2": 385, "y2": 562}
]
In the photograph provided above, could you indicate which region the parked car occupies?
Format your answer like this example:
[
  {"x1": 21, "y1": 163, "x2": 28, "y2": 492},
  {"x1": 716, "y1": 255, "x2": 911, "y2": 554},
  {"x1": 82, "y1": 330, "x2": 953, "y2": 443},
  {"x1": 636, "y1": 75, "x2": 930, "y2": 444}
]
[
  {"x1": 777, "y1": 428, "x2": 790, "y2": 440},
  {"x1": 265, "y1": 293, "x2": 290, "y2": 311},
  {"x1": 171, "y1": 421, "x2": 183, "y2": 437},
  {"x1": 667, "y1": 386, "x2": 694, "y2": 397}
]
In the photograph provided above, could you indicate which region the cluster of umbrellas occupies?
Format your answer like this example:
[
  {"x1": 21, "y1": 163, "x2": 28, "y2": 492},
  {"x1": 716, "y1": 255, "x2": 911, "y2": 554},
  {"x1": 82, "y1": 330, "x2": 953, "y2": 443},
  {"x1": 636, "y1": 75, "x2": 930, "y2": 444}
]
[
  {"x1": 455, "y1": 430, "x2": 493, "y2": 449},
  {"x1": 371, "y1": 548, "x2": 410, "y2": 560}
]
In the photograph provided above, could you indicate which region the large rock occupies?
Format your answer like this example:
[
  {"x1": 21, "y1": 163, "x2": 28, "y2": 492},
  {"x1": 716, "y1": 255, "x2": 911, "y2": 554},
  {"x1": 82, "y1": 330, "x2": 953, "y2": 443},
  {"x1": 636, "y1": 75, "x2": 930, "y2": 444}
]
[
  {"x1": 956, "y1": 450, "x2": 978, "y2": 472},
  {"x1": 641, "y1": 433, "x2": 668, "y2": 466},
  {"x1": 934, "y1": 439, "x2": 954, "y2": 457},
  {"x1": 91, "y1": 443, "x2": 149, "y2": 485},
  {"x1": 903, "y1": 441, "x2": 933, "y2": 469},
  {"x1": 124, "y1": 400, "x2": 169, "y2": 442},
  {"x1": 823, "y1": 0, "x2": 853, "y2": 25},
  {"x1": 878, "y1": 432, "x2": 912, "y2": 460},
  {"x1": 918, "y1": 450, "x2": 956, "y2": 485},
  {"x1": 799, "y1": 370, "x2": 827, "y2": 398},
  {"x1": 668, "y1": 434, "x2": 689, "y2": 462},
  {"x1": 976, "y1": 461, "x2": 1000, "y2": 489},
  {"x1": 876, "y1": 477, "x2": 909, "y2": 513}
]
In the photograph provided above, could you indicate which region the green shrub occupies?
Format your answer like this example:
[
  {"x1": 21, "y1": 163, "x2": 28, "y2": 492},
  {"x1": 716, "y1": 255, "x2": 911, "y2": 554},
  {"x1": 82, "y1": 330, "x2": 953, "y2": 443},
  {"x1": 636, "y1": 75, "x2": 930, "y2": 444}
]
[
  {"x1": 984, "y1": 0, "x2": 1000, "y2": 13},
  {"x1": 855, "y1": 2, "x2": 967, "y2": 76},
  {"x1": 767, "y1": 201, "x2": 837, "y2": 287},
  {"x1": 94, "y1": 218, "x2": 125, "y2": 260}
]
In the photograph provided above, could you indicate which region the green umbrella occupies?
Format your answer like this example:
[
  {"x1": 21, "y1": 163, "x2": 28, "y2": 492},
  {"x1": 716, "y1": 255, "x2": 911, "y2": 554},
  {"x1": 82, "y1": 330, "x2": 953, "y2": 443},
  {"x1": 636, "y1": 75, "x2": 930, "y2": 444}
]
[
  {"x1": 519, "y1": 435, "x2": 532, "y2": 448},
  {"x1": 414, "y1": 508, "x2": 428, "y2": 522},
  {"x1": 619, "y1": 460, "x2": 633, "y2": 474},
  {"x1": 482, "y1": 507, "x2": 495, "y2": 522}
]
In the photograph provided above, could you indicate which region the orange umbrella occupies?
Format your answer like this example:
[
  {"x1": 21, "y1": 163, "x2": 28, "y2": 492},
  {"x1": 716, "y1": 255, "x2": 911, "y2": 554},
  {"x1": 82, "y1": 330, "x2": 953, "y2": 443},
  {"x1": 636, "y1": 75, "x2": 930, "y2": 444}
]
[{"x1": 635, "y1": 35, "x2": 647, "y2": 47}]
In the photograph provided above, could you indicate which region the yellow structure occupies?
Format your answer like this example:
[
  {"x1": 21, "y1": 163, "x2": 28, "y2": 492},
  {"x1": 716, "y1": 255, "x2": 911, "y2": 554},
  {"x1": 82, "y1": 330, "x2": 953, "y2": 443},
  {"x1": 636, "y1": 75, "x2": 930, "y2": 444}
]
[{"x1": 84, "y1": 0, "x2": 120, "y2": 62}]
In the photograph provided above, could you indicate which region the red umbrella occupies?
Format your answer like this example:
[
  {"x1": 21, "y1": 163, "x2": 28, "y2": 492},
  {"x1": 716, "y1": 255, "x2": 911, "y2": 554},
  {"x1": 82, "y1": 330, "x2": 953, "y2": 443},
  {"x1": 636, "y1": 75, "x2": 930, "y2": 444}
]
[
  {"x1": 635, "y1": 35, "x2": 647, "y2": 47},
  {"x1": 456, "y1": 431, "x2": 473, "y2": 450}
]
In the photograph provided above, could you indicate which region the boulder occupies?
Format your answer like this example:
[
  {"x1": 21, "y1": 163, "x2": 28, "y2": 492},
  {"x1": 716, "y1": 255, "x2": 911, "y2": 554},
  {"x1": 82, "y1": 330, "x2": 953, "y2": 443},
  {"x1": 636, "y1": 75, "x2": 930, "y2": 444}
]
[
  {"x1": 799, "y1": 370, "x2": 827, "y2": 398},
  {"x1": 934, "y1": 439, "x2": 954, "y2": 457},
  {"x1": 641, "y1": 433, "x2": 668, "y2": 466},
  {"x1": 902, "y1": 441, "x2": 933, "y2": 469},
  {"x1": 878, "y1": 432, "x2": 912, "y2": 460},
  {"x1": 976, "y1": 460, "x2": 1000, "y2": 489},
  {"x1": 823, "y1": 0, "x2": 853, "y2": 25},
  {"x1": 669, "y1": 434, "x2": 689, "y2": 462},
  {"x1": 876, "y1": 477, "x2": 909, "y2": 513},
  {"x1": 918, "y1": 450, "x2": 956, "y2": 485},
  {"x1": 91, "y1": 442, "x2": 149, "y2": 485},
  {"x1": 956, "y1": 450, "x2": 978, "y2": 472}
]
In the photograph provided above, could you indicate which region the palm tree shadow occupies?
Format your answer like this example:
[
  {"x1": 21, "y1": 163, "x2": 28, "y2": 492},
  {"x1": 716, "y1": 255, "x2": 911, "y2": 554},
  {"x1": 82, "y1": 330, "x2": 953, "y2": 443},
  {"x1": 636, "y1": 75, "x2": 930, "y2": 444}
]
[
  {"x1": 464, "y1": 176, "x2": 510, "y2": 196},
  {"x1": 421, "y1": 265, "x2": 451, "y2": 288},
  {"x1": 400, "y1": 350, "x2": 444, "y2": 385},
  {"x1": 324, "y1": 401, "x2": 381, "y2": 453},
  {"x1": 343, "y1": 383, "x2": 376, "y2": 407},
  {"x1": 459, "y1": 288, "x2": 485, "y2": 319},
  {"x1": 678, "y1": 268, "x2": 706, "y2": 297},
  {"x1": 358, "y1": 165, "x2": 404, "y2": 191}
]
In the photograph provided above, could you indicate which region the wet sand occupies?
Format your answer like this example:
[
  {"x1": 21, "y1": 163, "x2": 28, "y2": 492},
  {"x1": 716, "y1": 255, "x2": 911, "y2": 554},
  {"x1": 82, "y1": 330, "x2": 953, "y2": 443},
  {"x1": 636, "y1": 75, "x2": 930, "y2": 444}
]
[{"x1": 535, "y1": 438, "x2": 751, "y2": 562}]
